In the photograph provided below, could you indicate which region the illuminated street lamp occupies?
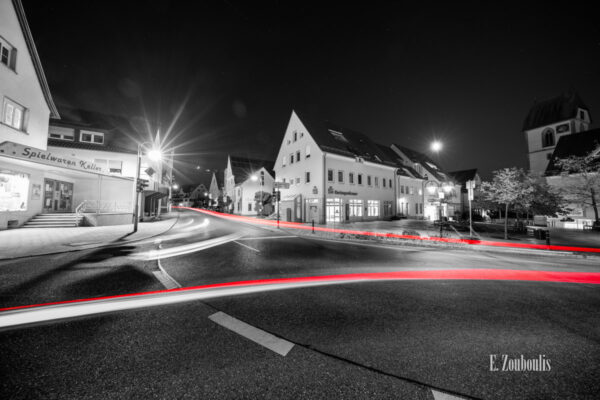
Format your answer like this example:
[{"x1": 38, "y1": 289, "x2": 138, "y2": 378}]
[
  {"x1": 425, "y1": 180, "x2": 454, "y2": 237},
  {"x1": 133, "y1": 141, "x2": 162, "y2": 233}
]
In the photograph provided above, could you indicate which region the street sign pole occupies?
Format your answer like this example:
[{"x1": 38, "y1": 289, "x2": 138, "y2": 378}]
[{"x1": 467, "y1": 180, "x2": 475, "y2": 238}]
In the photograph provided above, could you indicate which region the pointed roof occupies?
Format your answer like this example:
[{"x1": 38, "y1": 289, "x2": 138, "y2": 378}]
[
  {"x1": 447, "y1": 169, "x2": 478, "y2": 186},
  {"x1": 229, "y1": 155, "x2": 274, "y2": 184},
  {"x1": 391, "y1": 144, "x2": 448, "y2": 181},
  {"x1": 523, "y1": 91, "x2": 589, "y2": 131},
  {"x1": 292, "y1": 109, "x2": 397, "y2": 167},
  {"x1": 545, "y1": 128, "x2": 600, "y2": 175},
  {"x1": 12, "y1": 0, "x2": 59, "y2": 119}
]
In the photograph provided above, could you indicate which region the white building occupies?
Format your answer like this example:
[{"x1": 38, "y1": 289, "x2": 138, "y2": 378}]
[
  {"x1": 273, "y1": 110, "x2": 429, "y2": 223},
  {"x1": 223, "y1": 155, "x2": 274, "y2": 216},
  {"x1": 524, "y1": 91, "x2": 591, "y2": 175}
]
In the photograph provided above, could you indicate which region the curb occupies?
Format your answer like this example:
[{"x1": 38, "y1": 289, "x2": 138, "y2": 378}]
[{"x1": 0, "y1": 214, "x2": 181, "y2": 262}]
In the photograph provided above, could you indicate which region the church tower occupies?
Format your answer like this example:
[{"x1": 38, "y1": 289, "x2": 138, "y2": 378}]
[{"x1": 523, "y1": 91, "x2": 591, "y2": 174}]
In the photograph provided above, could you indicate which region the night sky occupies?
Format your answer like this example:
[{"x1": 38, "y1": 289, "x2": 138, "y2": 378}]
[{"x1": 22, "y1": 1, "x2": 600, "y2": 184}]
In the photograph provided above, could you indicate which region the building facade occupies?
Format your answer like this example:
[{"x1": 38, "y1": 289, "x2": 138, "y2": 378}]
[
  {"x1": 273, "y1": 110, "x2": 430, "y2": 224},
  {"x1": 524, "y1": 91, "x2": 591, "y2": 175},
  {"x1": 223, "y1": 155, "x2": 275, "y2": 216}
]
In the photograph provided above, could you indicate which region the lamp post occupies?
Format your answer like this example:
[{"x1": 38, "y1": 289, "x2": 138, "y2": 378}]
[{"x1": 133, "y1": 141, "x2": 162, "y2": 233}]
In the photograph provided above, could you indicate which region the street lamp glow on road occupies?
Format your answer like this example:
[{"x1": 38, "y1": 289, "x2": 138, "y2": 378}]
[{"x1": 431, "y1": 141, "x2": 442, "y2": 153}]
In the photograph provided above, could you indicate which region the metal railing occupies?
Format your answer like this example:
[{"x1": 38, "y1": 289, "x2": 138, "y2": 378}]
[{"x1": 76, "y1": 200, "x2": 132, "y2": 216}]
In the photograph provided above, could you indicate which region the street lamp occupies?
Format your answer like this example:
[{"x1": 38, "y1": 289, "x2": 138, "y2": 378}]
[{"x1": 133, "y1": 141, "x2": 162, "y2": 233}]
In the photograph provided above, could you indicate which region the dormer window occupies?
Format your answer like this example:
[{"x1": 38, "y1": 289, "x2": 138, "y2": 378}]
[
  {"x1": 579, "y1": 110, "x2": 585, "y2": 120},
  {"x1": 541, "y1": 128, "x2": 555, "y2": 147},
  {"x1": 329, "y1": 129, "x2": 348, "y2": 143},
  {"x1": 49, "y1": 126, "x2": 74, "y2": 141},
  {"x1": 80, "y1": 130, "x2": 104, "y2": 144}
]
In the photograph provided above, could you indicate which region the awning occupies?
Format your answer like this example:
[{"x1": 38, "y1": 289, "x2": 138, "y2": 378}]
[{"x1": 143, "y1": 190, "x2": 168, "y2": 201}]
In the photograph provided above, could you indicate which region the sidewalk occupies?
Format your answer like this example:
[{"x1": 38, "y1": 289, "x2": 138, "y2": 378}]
[{"x1": 0, "y1": 214, "x2": 180, "y2": 260}]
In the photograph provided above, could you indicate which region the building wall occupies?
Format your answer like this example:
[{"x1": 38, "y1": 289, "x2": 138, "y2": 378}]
[
  {"x1": 234, "y1": 167, "x2": 274, "y2": 216},
  {"x1": 525, "y1": 114, "x2": 590, "y2": 174},
  {"x1": 396, "y1": 176, "x2": 424, "y2": 217},
  {"x1": 0, "y1": 0, "x2": 51, "y2": 150}
]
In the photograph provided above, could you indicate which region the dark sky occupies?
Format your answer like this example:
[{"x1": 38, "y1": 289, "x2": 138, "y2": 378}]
[{"x1": 23, "y1": 1, "x2": 600, "y2": 184}]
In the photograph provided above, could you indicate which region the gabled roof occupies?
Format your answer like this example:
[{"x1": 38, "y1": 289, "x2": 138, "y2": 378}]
[
  {"x1": 523, "y1": 91, "x2": 589, "y2": 131},
  {"x1": 12, "y1": 0, "x2": 59, "y2": 119},
  {"x1": 229, "y1": 155, "x2": 274, "y2": 185},
  {"x1": 391, "y1": 144, "x2": 446, "y2": 181},
  {"x1": 447, "y1": 169, "x2": 478, "y2": 186},
  {"x1": 374, "y1": 143, "x2": 425, "y2": 178},
  {"x1": 50, "y1": 107, "x2": 141, "y2": 151},
  {"x1": 293, "y1": 109, "x2": 397, "y2": 168},
  {"x1": 545, "y1": 128, "x2": 600, "y2": 175}
]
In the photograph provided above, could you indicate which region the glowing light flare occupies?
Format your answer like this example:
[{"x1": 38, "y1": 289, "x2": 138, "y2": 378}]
[
  {"x1": 431, "y1": 141, "x2": 442, "y2": 152},
  {"x1": 147, "y1": 149, "x2": 162, "y2": 161},
  {"x1": 250, "y1": 175, "x2": 258, "y2": 182}
]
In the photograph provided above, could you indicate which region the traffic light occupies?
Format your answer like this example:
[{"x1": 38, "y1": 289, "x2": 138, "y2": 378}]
[
  {"x1": 136, "y1": 178, "x2": 149, "y2": 192},
  {"x1": 276, "y1": 190, "x2": 281, "y2": 202}
]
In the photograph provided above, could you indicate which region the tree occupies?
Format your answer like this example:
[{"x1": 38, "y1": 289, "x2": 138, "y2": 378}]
[
  {"x1": 554, "y1": 151, "x2": 600, "y2": 223},
  {"x1": 480, "y1": 168, "x2": 534, "y2": 239},
  {"x1": 519, "y1": 173, "x2": 569, "y2": 219},
  {"x1": 254, "y1": 191, "x2": 273, "y2": 216}
]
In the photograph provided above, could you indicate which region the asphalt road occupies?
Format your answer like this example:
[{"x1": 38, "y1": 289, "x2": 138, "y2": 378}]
[{"x1": 1, "y1": 209, "x2": 599, "y2": 399}]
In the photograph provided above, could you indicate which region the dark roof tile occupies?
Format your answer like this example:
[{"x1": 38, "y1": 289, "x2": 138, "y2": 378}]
[{"x1": 523, "y1": 91, "x2": 589, "y2": 131}]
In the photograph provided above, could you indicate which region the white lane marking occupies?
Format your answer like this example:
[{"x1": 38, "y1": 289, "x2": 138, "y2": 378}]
[
  {"x1": 431, "y1": 389, "x2": 467, "y2": 400},
  {"x1": 233, "y1": 241, "x2": 260, "y2": 252},
  {"x1": 208, "y1": 311, "x2": 294, "y2": 356},
  {"x1": 236, "y1": 235, "x2": 297, "y2": 241},
  {"x1": 152, "y1": 242, "x2": 181, "y2": 290}
]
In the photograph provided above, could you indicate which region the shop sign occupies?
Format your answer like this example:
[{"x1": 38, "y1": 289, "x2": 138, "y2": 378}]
[
  {"x1": 334, "y1": 190, "x2": 357, "y2": 196},
  {"x1": 0, "y1": 142, "x2": 108, "y2": 174}
]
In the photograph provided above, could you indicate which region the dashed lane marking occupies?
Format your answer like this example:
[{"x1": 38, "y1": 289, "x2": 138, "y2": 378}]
[
  {"x1": 236, "y1": 235, "x2": 297, "y2": 241},
  {"x1": 233, "y1": 241, "x2": 260, "y2": 252},
  {"x1": 208, "y1": 311, "x2": 294, "y2": 356}
]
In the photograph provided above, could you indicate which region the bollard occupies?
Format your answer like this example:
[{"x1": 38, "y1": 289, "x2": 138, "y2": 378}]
[{"x1": 312, "y1": 220, "x2": 315, "y2": 233}]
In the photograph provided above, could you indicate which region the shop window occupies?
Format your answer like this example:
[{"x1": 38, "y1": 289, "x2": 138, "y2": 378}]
[
  {"x1": 2, "y1": 98, "x2": 25, "y2": 131},
  {"x1": 49, "y1": 126, "x2": 74, "y2": 141},
  {"x1": 326, "y1": 198, "x2": 342, "y2": 222},
  {"x1": 349, "y1": 199, "x2": 363, "y2": 217},
  {"x1": 81, "y1": 130, "x2": 104, "y2": 144},
  {"x1": 367, "y1": 200, "x2": 379, "y2": 216},
  {"x1": 0, "y1": 170, "x2": 29, "y2": 211}
]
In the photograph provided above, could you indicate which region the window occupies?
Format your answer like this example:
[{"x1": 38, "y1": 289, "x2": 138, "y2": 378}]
[
  {"x1": 338, "y1": 170, "x2": 344, "y2": 183},
  {"x1": 415, "y1": 203, "x2": 419, "y2": 214},
  {"x1": 80, "y1": 130, "x2": 104, "y2": 144},
  {"x1": 293, "y1": 131, "x2": 298, "y2": 142},
  {"x1": 389, "y1": 179, "x2": 392, "y2": 188},
  {"x1": 305, "y1": 172, "x2": 310, "y2": 183},
  {"x1": 290, "y1": 153, "x2": 294, "y2": 164},
  {"x1": 295, "y1": 177, "x2": 300, "y2": 184},
  {"x1": 579, "y1": 110, "x2": 585, "y2": 120},
  {"x1": 0, "y1": 38, "x2": 16, "y2": 70},
  {"x1": 367, "y1": 175, "x2": 372, "y2": 186},
  {"x1": 109, "y1": 160, "x2": 123, "y2": 174},
  {"x1": 248, "y1": 203, "x2": 252, "y2": 211},
  {"x1": 401, "y1": 185, "x2": 405, "y2": 194},
  {"x1": 306, "y1": 145, "x2": 311, "y2": 158},
  {"x1": 349, "y1": 173, "x2": 354, "y2": 184},
  {"x1": 2, "y1": 98, "x2": 25, "y2": 130},
  {"x1": 0, "y1": 170, "x2": 29, "y2": 211},
  {"x1": 283, "y1": 156, "x2": 287, "y2": 167},
  {"x1": 420, "y1": 203, "x2": 423, "y2": 214},
  {"x1": 49, "y1": 126, "x2": 74, "y2": 141},
  {"x1": 367, "y1": 200, "x2": 380, "y2": 216},
  {"x1": 541, "y1": 128, "x2": 555, "y2": 147},
  {"x1": 374, "y1": 177, "x2": 379, "y2": 187},
  {"x1": 383, "y1": 178, "x2": 386, "y2": 188},
  {"x1": 296, "y1": 151, "x2": 300, "y2": 162},
  {"x1": 327, "y1": 169, "x2": 334, "y2": 182},
  {"x1": 546, "y1": 153, "x2": 552, "y2": 160},
  {"x1": 282, "y1": 178, "x2": 286, "y2": 183},
  {"x1": 358, "y1": 174, "x2": 363, "y2": 185},
  {"x1": 326, "y1": 198, "x2": 342, "y2": 222},
  {"x1": 260, "y1": 171, "x2": 265, "y2": 186},
  {"x1": 300, "y1": 132, "x2": 304, "y2": 138},
  {"x1": 409, "y1": 187, "x2": 414, "y2": 195},
  {"x1": 349, "y1": 199, "x2": 363, "y2": 217}
]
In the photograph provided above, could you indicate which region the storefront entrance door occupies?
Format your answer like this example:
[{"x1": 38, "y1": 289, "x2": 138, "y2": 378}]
[{"x1": 43, "y1": 179, "x2": 74, "y2": 213}]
